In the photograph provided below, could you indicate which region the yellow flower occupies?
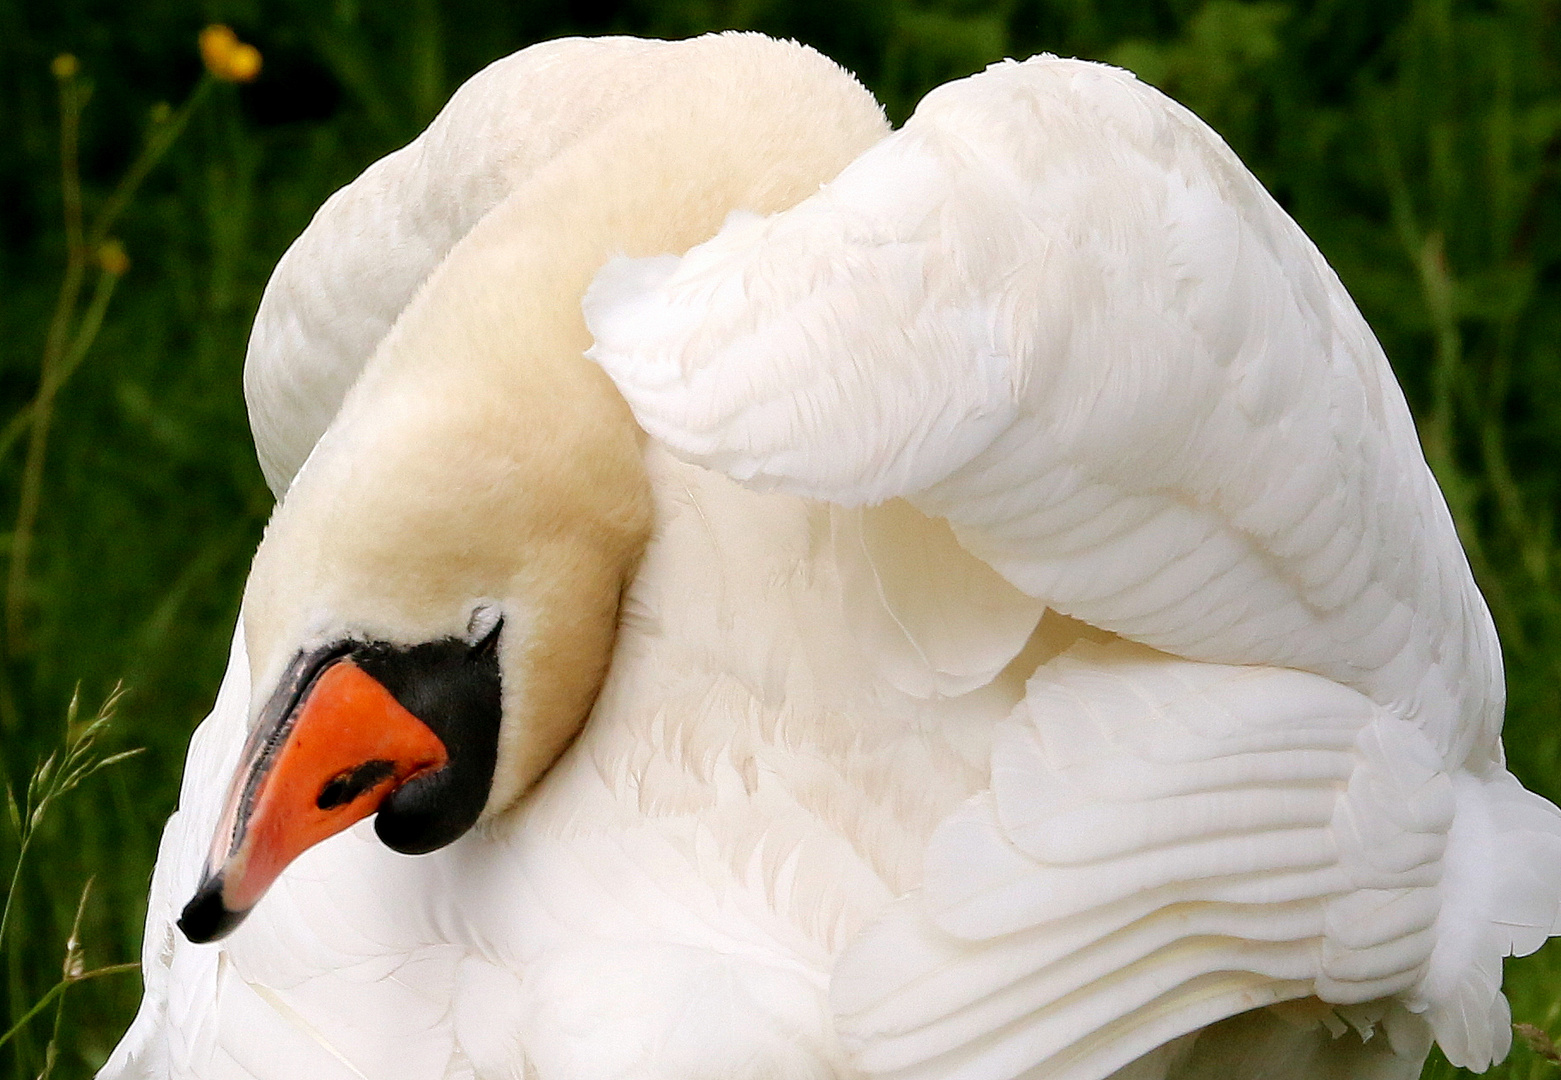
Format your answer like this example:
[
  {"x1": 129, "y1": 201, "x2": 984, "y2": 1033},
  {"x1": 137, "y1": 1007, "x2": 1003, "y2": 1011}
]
[
  {"x1": 51, "y1": 54, "x2": 79, "y2": 81},
  {"x1": 96, "y1": 240, "x2": 130, "y2": 277},
  {"x1": 199, "y1": 25, "x2": 262, "y2": 84},
  {"x1": 225, "y1": 43, "x2": 262, "y2": 82}
]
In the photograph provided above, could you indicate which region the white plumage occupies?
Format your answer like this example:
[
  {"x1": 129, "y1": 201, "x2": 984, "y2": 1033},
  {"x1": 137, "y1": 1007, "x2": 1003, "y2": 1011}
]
[{"x1": 102, "y1": 32, "x2": 1561, "y2": 1080}]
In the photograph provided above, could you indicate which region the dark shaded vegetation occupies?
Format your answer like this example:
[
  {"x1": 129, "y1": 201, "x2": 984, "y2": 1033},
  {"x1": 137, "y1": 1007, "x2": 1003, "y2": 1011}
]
[{"x1": 0, "y1": 0, "x2": 1558, "y2": 1075}]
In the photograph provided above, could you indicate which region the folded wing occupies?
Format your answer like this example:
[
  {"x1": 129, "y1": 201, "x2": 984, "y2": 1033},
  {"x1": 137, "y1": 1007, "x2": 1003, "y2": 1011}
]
[
  {"x1": 584, "y1": 53, "x2": 1561, "y2": 1078},
  {"x1": 831, "y1": 642, "x2": 1561, "y2": 1080},
  {"x1": 584, "y1": 54, "x2": 1497, "y2": 763}
]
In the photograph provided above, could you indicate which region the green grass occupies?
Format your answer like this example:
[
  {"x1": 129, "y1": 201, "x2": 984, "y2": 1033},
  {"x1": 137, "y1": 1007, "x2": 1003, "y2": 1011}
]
[{"x1": 0, "y1": 0, "x2": 1558, "y2": 1076}]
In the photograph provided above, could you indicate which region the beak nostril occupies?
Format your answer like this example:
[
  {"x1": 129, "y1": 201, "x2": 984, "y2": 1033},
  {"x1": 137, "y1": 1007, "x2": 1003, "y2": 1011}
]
[{"x1": 316, "y1": 759, "x2": 399, "y2": 810}]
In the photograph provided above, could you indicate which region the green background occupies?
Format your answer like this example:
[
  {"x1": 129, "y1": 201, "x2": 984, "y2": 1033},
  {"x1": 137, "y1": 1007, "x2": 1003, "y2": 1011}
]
[{"x1": 1, "y1": 0, "x2": 1559, "y2": 1076}]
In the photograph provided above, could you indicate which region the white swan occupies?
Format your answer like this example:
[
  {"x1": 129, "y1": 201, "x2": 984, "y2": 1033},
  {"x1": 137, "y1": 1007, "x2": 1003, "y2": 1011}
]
[{"x1": 102, "y1": 32, "x2": 1561, "y2": 1080}]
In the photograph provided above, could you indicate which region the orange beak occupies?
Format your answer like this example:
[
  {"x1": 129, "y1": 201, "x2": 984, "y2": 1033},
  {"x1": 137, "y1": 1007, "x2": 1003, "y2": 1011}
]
[{"x1": 178, "y1": 658, "x2": 447, "y2": 943}]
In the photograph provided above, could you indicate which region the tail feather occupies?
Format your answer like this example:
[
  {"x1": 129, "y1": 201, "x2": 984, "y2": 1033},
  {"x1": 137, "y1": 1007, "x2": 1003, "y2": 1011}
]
[{"x1": 1417, "y1": 769, "x2": 1561, "y2": 1069}]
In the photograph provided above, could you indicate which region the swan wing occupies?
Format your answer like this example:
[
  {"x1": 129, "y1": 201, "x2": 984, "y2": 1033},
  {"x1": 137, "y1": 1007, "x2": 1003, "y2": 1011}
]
[
  {"x1": 831, "y1": 642, "x2": 1561, "y2": 1079},
  {"x1": 584, "y1": 54, "x2": 1497, "y2": 761},
  {"x1": 585, "y1": 53, "x2": 1561, "y2": 1076},
  {"x1": 245, "y1": 35, "x2": 685, "y2": 495}
]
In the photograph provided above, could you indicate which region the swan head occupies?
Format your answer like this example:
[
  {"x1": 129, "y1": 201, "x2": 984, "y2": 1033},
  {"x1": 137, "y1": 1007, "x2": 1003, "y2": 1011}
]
[
  {"x1": 178, "y1": 327, "x2": 653, "y2": 944},
  {"x1": 169, "y1": 27, "x2": 893, "y2": 947}
]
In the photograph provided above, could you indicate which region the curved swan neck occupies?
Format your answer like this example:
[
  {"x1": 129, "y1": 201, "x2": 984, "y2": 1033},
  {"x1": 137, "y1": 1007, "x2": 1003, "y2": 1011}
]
[{"x1": 241, "y1": 35, "x2": 889, "y2": 813}]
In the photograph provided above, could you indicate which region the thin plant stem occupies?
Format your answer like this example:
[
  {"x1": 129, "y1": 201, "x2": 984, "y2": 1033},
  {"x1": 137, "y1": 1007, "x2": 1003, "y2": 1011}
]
[
  {"x1": 0, "y1": 722, "x2": 52, "y2": 957},
  {"x1": 0, "y1": 962, "x2": 138, "y2": 1054},
  {"x1": 54, "y1": 268, "x2": 123, "y2": 394},
  {"x1": 0, "y1": 405, "x2": 35, "y2": 471},
  {"x1": 0, "y1": 259, "x2": 126, "y2": 469},
  {"x1": 5, "y1": 75, "x2": 211, "y2": 650},
  {"x1": 57, "y1": 75, "x2": 84, "y2": 274},
  {"x1": 37, "y1": 880, "x2": 94, "y2": 1080},
  {"x1": 0, "y1": 689, "x2": 137, "y2": 1074},
  {"x1": 0, "y1": 826, "x2": 33, "y2": 973},
  {"x1": 86, "y1": 78, "x2": 210, "y2": 251},
  {"x1": 0, "y1": 688, "x2": 135, "y2": 951},
  {"x1": 10, "y1": 71, "x2": 89, "y2": 650},
  {"x1": 5, "y1": 262, "x2": 122, "y2": 631}
]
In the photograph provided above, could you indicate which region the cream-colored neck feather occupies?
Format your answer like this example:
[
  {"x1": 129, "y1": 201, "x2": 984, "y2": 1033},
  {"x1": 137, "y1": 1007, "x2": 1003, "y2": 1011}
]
[{"x1": 240, "y1": 34, "x2": 890, "y2": 815}]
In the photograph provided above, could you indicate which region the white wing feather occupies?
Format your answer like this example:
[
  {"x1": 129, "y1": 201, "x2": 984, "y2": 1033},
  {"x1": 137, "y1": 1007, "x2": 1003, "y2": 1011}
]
[
  {"x1": 832, "y1": 643, "x2": 1445, "y2": 1080},
  {"x1": 829, "y1": 642, "x2": 1561, "y2": 1078},
  {"x1": 586, "y1": 53, "x2": 1561, "y2": 1078},
  {"x1": 584, "y1": 55, "x2": 1497, "y2": 764}
]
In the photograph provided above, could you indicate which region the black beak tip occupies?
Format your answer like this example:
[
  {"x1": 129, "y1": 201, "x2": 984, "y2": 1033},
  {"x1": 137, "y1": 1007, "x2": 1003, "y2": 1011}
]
[{"x1": 177, "y1": 874, "x2": 248, "y2": 944}]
